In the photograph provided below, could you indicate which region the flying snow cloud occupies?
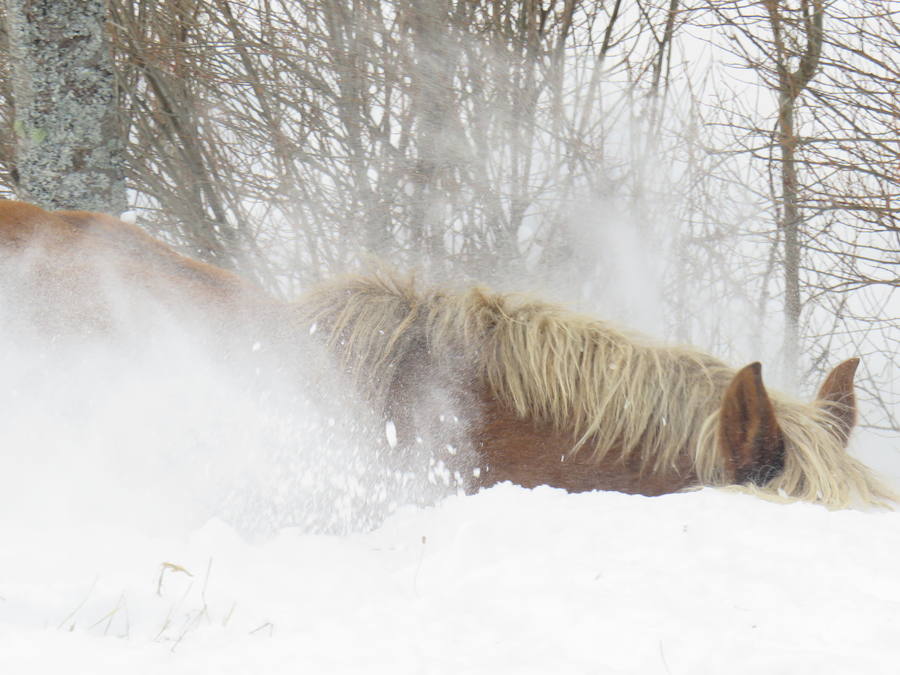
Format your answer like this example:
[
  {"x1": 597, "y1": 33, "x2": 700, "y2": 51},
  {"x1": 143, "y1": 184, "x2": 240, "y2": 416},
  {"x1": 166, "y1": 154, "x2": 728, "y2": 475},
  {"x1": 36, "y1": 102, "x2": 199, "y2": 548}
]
[{"x1": 0, "y1": 253, "x2": 463, "y2": 540}]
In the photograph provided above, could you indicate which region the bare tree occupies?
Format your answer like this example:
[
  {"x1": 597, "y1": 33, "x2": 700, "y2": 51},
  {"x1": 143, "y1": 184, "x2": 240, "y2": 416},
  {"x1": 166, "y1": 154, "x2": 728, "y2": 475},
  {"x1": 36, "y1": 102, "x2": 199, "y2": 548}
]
[
  {"x1": 699, "y1": 0, "x2": 898, "y2": 425},
  {"x1": 763, "y1": 0, "x2": 824, "y2": 378},
  {"x1": 102, "y1": 1, "x2": 685, "y2": 292}
]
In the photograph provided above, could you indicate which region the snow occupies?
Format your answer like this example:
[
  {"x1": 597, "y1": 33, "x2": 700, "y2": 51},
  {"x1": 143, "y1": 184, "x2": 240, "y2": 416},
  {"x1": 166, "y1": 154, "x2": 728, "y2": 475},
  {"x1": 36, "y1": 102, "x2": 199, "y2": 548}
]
[
  {"x1": 1, "y1": 309, "x2": 899, "y2": 674},
  {"x1": 4, "y1": 483, "x2": 900, "y2": 674}
]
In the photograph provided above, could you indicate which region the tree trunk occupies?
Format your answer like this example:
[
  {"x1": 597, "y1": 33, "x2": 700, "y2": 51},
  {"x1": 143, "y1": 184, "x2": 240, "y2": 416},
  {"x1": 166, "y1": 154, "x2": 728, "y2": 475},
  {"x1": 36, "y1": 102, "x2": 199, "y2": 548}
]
[
  {"x1": 776, "y1": 87, "x2": 802, "y2": 381},
  {"x1": 764, "y1": 0, "x2": 824, "y2": 381},
  {"x1": 7, "y1": 0, "x2": 125, "y2": 214}
]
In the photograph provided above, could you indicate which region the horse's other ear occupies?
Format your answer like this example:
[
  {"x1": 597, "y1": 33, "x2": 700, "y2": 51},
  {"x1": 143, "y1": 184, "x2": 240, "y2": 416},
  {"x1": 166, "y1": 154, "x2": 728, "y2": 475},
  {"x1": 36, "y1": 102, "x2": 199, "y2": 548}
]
[
  {"x1": 718, "y1": 362, "x2": 785, "y2": 485},
  {"x1": 815, "y1": 357, "x2": 859, "y2": 445}
]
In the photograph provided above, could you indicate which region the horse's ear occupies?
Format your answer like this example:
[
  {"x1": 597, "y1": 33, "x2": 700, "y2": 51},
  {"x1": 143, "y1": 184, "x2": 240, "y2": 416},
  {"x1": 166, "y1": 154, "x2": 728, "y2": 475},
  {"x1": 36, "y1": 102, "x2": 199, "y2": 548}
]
[
  {"x1": 815, "y1": 357, "x2": 859, "y2": 445},
  {"x1": 718, "y1": 362, "x2": 785, "y2": 485}
]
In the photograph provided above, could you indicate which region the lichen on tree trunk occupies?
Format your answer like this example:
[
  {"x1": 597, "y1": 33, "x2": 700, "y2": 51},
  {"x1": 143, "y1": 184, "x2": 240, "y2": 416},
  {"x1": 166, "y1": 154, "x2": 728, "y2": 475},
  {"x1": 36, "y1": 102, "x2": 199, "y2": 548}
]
[{"x1": 7, "y1": 0, "x2": 125, "y2": 214}]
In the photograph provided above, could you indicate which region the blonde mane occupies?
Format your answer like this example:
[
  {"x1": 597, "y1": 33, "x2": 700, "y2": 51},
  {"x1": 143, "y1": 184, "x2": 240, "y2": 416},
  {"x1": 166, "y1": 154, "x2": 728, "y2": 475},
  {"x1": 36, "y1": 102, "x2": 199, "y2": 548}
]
[{"x1": 293, "y1": 271, "x2": 895, "y2": 509}]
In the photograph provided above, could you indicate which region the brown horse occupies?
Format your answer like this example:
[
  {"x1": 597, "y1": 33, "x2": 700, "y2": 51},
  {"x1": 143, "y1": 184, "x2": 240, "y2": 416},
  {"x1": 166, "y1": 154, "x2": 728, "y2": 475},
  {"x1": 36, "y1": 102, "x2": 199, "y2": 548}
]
[
  {"x1": 0, "y1": 200, "x2": 893, "y2": 508},
  {"x1": 294, "y1": 273, "x2": 897, "y2": 508}
]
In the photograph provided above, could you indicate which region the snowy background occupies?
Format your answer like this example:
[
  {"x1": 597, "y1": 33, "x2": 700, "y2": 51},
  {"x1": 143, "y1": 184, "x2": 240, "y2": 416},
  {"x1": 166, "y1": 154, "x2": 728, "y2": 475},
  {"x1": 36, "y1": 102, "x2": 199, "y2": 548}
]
[{"x1": 1, "y1": 319, "x2": 899, "y2": 675}]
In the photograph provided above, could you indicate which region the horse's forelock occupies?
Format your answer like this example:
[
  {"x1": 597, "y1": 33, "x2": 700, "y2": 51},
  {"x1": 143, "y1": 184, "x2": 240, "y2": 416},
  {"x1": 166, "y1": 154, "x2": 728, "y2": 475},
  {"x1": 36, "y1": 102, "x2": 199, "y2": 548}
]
[{"x1": 759, "y1": 400, "x2": 897, "y2": 508}]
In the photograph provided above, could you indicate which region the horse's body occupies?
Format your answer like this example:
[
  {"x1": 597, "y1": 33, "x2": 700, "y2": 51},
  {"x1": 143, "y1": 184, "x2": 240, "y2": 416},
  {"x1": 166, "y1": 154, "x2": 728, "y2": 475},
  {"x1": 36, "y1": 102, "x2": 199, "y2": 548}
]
[{"x1": 0, "y1": 199, "x2": 893, "y2": 508}]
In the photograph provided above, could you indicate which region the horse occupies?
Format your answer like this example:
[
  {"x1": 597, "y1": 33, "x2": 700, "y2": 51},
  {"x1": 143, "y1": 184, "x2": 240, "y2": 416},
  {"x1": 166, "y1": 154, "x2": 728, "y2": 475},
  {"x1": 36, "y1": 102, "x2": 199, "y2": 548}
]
[
  {"x1": 0, "y1": 199, "x2": 893, "y2": 508},
  {"x1": 293, "y1": 272, "x2": 897, "y2": 508}
]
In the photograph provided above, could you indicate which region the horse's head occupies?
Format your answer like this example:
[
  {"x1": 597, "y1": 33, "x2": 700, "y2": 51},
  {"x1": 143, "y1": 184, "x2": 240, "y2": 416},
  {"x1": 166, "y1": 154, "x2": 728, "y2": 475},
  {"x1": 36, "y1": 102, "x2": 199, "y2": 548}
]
[{"x1": 718, "y1": 358, "x2": 860, "y2": 487}]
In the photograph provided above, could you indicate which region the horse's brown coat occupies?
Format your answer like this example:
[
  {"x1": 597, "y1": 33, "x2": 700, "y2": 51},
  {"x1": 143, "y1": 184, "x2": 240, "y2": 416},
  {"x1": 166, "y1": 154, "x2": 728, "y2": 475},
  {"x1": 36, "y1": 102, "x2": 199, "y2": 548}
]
[{"x1": 473, "y1": 389, "x2": 700, "y2": 495}]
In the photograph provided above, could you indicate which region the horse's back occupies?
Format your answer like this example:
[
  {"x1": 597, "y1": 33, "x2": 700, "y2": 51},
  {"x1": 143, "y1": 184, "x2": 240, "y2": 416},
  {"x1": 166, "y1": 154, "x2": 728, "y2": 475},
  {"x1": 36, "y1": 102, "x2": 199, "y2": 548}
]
[{"x1": 0, "y1": 199, "x2": 271, "y2": 339}]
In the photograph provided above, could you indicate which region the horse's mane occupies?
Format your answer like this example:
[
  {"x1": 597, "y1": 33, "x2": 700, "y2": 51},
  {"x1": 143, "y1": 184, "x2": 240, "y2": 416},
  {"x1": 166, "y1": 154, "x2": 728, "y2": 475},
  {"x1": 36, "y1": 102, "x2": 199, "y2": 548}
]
[{"x1": 293, "y1": 271, "x2": 895, "y2": 508}]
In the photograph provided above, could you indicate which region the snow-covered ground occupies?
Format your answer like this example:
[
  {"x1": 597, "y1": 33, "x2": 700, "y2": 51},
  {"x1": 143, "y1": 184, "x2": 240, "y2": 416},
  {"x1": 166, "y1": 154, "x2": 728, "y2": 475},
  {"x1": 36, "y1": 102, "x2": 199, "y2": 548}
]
[
  {"x1": 5, "y1": 480, "x2": 900, "y2": 674},
  {"x1": 2, "y1": 323, "x2": 899, "y2": 674}
]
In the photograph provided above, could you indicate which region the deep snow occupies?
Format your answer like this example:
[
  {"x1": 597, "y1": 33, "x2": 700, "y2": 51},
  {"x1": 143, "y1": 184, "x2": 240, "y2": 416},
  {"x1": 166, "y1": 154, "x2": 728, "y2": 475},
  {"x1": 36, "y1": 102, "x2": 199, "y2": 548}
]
[
  {"x1": 1, "y1": 293, "x2": 899, "y2": 674},
  {"x1": 4, "y1": 483, "x2": 900, "y2": 674}
]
